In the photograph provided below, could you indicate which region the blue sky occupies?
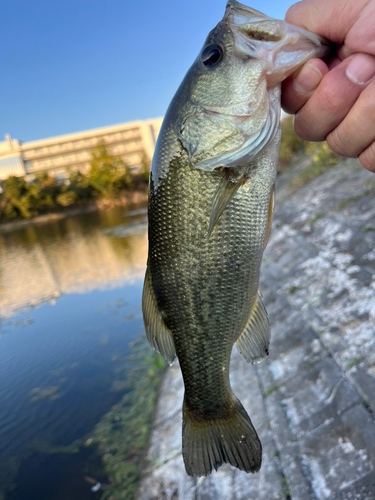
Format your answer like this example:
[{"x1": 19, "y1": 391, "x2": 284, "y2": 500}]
[{"x1": 0, "y1": 0, "x2": 295, "y2": 142}]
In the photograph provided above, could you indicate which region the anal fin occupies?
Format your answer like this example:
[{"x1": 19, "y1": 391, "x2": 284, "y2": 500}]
[
  {"x1": 235, "y1": 291, "x2": 270, "y2": 364},
  {"x1": 142, "y1": 267, "x2": 176, "y2": 365}
]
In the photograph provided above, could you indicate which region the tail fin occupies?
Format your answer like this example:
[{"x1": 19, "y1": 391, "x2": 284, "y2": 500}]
[{"x1": 182, "y1": 397, "x2": 261, "y2": 477}]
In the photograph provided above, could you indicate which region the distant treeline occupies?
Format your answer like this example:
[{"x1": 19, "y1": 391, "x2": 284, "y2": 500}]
[{"x1": 0, "y1": 142, "x2": 151, "y2": 222}]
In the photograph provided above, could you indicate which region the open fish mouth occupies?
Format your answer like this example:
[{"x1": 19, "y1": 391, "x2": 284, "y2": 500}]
[{"x1": 224, "y1": 0, "x2": 329, "y2": 85}]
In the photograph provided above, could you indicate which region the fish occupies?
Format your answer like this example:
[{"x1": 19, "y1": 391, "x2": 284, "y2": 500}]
[{"x1": 142, "y1": 0, "x2": 329, "y2": 477}]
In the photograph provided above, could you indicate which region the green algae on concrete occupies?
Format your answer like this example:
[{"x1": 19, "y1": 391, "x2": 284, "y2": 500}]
[{"x1": 89, "y1": 337, "x2": 166, "y2": 500}]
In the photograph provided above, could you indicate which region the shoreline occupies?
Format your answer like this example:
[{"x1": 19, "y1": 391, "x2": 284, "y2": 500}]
[{"x1": 0, "y1": 189, "x2": 148, "y2": 233}]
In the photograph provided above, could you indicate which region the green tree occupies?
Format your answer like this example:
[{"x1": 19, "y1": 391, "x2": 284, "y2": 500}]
[
  {"x1": 0, "y1": 176, "x2": 36, "y2": 220},
  {"x1": 87, "y1": 141, "x2": 132, "y2": 198},
  {"x1": 139, "y1": 152, "x2": 151, "y2": 182},
  {"x1": 28, "y1": 173, "x2": 60, "y2": 210},
  {"x1": 56, "y1": 189, "x2": 78, "y2": 207},
  {"x1": 68, "y1": 169, "x2": 93, "y2": 200}
]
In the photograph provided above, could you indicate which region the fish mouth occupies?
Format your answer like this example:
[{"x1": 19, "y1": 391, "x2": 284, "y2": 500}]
[{"x1": 224, "y1": 0, "x2": 330, "y2": 85}]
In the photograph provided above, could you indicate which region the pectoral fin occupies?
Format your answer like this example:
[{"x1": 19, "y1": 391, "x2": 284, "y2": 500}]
[
  {"x1": 207, "y1": 170, "x2": 241, "y2": 239},
  {"x1": 263, "y1": 186, "x2": 275, "y2": 250},
  {"x1": 235, "y1": 291, "x2": 270, "y2": 364},
  {"x1": 142, "y1": 267, "x2": 176, "y2": 365}
]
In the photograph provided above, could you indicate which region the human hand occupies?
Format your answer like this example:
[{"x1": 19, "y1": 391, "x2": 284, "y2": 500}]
[{"x1": 281, "y1": 0, "x2": 375, "y2": 172}]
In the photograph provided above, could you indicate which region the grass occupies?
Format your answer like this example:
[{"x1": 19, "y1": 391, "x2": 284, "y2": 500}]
[
  {"x1": 308, "y1": 212, "x2": 325, "y2": 226},
  {"x1": 278, "y1": 117, "x2": 341, "y2": 190},
  {"x1": 304, "y1": 359, "x2": 320, "y2": 370},
  {"x1": 288, "y1": 143, "x2": 340, "y2": 192},
  {"x1": 334, "y1": 182, "x2": 375, "y2": 212},
  {"x1": 279, "y1": 116, "x2": 306, "y2": 169},
  {"x1": 362, "y1": 225, "x2": 375, "y2": 233},
  {"x1": 363, "y1": 398, "x2": 371, "y2": 412},
  {"x1": 280, "y1": 477, "x2": 291, "y2": 499},
  {"x1": 336, "y1": 196, "x2": 361, "y2": 210},
  {"x1": 265, "y1": 384, "x2": 282, "y2": 397},
  {"x1": 286, "y1": 285, "x2": 300, "y2": 295},
  {"x1": 346, "y1": 357, "x2": 362, "y2": 370}
]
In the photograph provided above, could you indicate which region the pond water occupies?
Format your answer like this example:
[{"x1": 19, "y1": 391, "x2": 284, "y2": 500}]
[{"x1": 0, "y1": 205, "x2": 149, "y2": 499}]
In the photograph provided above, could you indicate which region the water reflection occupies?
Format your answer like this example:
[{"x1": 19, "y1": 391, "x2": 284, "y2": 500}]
[
  {"x1": 0, "y1": 206, "x2": 148, "y2": 318},
  {"x1": 0, "y1": 205, "x2": 149, "y2": 500}
]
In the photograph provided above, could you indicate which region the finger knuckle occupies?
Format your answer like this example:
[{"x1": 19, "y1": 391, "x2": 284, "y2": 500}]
[
  {"x1": 326, "y1": 130, "x2": 345, "y2": 156},
  {"x1": 359, "y1": 143, "x2": 375, "y2": 173},
  {"x1": 293, "y1": 113, "x2": 313, "y2": 141},
  {"x1": 327, "y1": 126, "x2": 356, "y2": 157},
  {"x1": 317, "y1": 79, "x2": 342, "y2": 114}
]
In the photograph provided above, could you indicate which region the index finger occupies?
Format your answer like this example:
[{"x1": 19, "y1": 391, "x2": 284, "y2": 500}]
[{"x1": 282, "y1": 58, "x2": 328, "y2": 114}]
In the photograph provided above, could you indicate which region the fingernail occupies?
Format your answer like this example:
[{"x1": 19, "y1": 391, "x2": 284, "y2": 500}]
[
  {"x1": 294, "y1": 62, "x2": 323, "y2": 94},
  {"x1": 346, "y1": 53, "x2": 375, "y2": 85}
]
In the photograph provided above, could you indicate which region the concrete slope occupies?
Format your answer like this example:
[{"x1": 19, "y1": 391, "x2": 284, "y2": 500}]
[{"x1": 139, "y1": 158, "x2": 375, "y2": 500}]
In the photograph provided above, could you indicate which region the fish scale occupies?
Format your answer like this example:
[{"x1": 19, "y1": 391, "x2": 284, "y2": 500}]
[
  {"x1": 143, "y1": 0, "x2": 329, "y2": 477},
  {"x1": 148, "y1": 142, "x2": 275, "y2": 414}
]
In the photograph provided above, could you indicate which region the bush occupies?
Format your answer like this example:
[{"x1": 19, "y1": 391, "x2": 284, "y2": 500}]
[
  {"x1": 279, "y1": 115, "x2": 341, "y2": 189},
  {"x1": 305, "y1": 141, "x2": 340, "y2": 168},
  {"x1": 67, "y1": 170, "x2": 93, "y2": 200},
  {"x1": 279, "y1": 115, "x2": 306, "y2": 164},
  {"x1": 87, "y1": 141, "x2": 132, "y2": 198},
  {"x1": 56, "y1": 190, "x2": 78, "y2": 207},
  {"x1": 138, "y1": 153, "x2": 151, "y2": 183},
  {"x1": 0, "y1": 176, "x2": 37, "y2": 220},
  {"x1": 289, "y1": 141, "x2": 341, "y2": 191}
]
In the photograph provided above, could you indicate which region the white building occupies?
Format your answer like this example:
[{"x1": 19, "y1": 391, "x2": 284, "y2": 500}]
[{"x1": 0, "y1": 118, "x2": 163, "y2": 180}]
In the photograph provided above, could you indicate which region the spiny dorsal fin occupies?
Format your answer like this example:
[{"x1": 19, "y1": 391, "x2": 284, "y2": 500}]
[
  {"x1": 263, "y1": 186, "x2": 275, "y2": 250},
  {"x1": 235, "y1": 291, "x2": 270, "y2": 364},
  {"x1": 207, "y1": 170, "x2": 242, "y2": 239},
  {"x1": 142, "y1": 267, "x2": 176, "y2": 365}
]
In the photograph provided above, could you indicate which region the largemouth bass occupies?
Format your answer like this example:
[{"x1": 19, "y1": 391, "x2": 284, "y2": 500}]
[{"x1": 143, "y1": 0, "x2": 328, "y2": 477}]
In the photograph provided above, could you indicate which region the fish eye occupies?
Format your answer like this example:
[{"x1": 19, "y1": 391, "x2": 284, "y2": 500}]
[{"x1": 201, "y1": 44, "x2": 224, "y2": 68}]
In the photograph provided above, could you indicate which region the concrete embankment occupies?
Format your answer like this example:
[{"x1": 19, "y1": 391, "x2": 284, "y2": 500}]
[{"x1": 139, "y1": 158, "x2": 375, "y2": 500}]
